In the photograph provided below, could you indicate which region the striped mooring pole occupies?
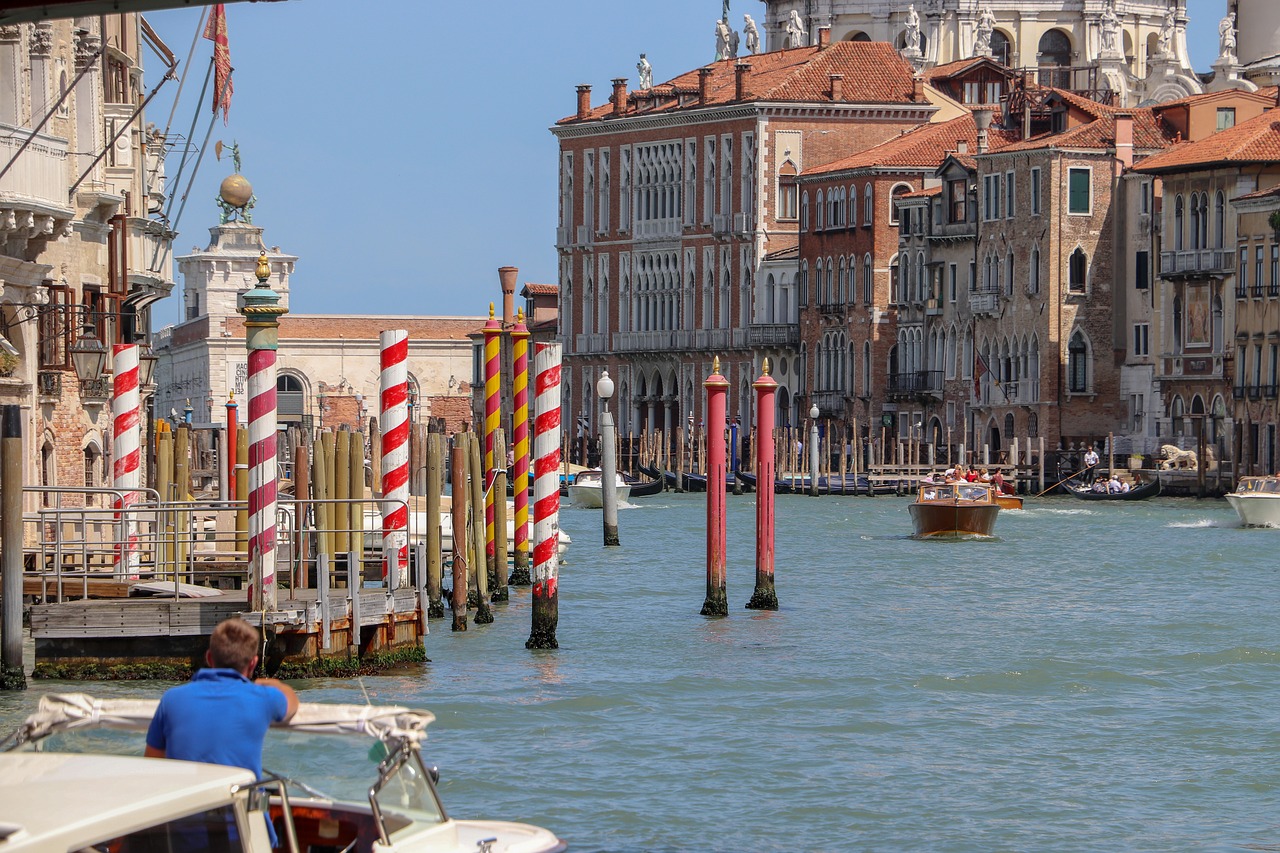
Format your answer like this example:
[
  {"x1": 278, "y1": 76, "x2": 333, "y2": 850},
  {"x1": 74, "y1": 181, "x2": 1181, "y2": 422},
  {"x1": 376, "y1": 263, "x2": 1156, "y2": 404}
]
[
  {"x1": 240, "y1": 252, "x2": 287, "y2": 612},
  {"x1": 509, "y1": 308, "x2": 532, "y2": 586},
  {"x1": 746, "y1": 359, "x2": 779, "y2": 610},
  {"x1": 701, "y1": 357, "x2": 729, "y2": 617},
  {"x1": 527, "y1": 341, "x2": 562, "y2": 649},
  {"x1": 111, "y1": 343, "x2": 141, "y2": 579},
  {"x1": 379, "y1": 329, "x2": 410, "y2": 587},
  {"x1": 482, "y1": 303, "x2": 505, "y2": 601}
]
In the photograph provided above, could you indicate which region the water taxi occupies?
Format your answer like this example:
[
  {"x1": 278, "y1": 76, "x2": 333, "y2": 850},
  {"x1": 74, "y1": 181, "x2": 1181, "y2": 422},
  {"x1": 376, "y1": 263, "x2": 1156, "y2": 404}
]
[
  {"x1": 908, "y1": 482, "x2": 1000, "y2": 538},
  {"x1": 1225, "y1": 475, "x2": 1280, "y2": 527},
  {"x1": 1, "y1": 693, "x2": 565, "y2": 852},
  {"x1": 567, "y1": 469, "x2": 630, "y2": 508}
]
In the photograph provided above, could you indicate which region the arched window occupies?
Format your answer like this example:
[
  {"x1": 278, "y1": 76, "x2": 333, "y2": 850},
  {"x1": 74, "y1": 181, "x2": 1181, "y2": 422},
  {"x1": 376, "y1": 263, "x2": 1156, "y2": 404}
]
[
  {"x1": 278, "y1": 373, "x2": 306, "y2": 423},
  {"x1": 1068, "y1": 330, "x2": 1089, "y2": 393},
  {"x1": 863, "y1": 340, "x2": 872, "y2": 395},
  {"x1": 778, "y1": 160, "x2": 798, "y2": 221},
  {"x1": 1069, "y1": 247, "x2": 1088, "y2": 292},
  {"x1": 1172, "y1": 294, "x2": 1183, "y2": 353},
  {"x1": 1029, "y1": 245, "x2": 1041, "y2": 294},
  {"x1": 1174, "y1": 195, "x2": 1184, "y2": 251},
  {"x1": 1038, "y1": 30, "x2": 1072, "y2": 87},
  {"x1": 816, "y1": 190, "x2": 825, "y2": 231},
  {"x1": 1189, "y1": 193, "x2": 1201, "y2": 250},
  {"x1": 1212, "y1": 291, "x2": 1223, "y2": 348},
  {"x1": 1004, "y1": 413, "x2": 1015, "y2": 442},
  {"x1": 1170, "y1": 395, "x2": 1186, "y2": 436},
  {"x1": 848, "y1": 185, "x2": 858, "y2": 227},
  {"x1": 888, "y1": 183, "x2": 911, "y2": 225},
  {"x1": 801, "y1": 191, "x2": 810, "y2": 231},
  {"x1": 1214, "y1": 190, "x2": 1225, "y2": 248},
  {"x1": 83, "y1": 442, "x2": 101, "y2": 490},
  {"x1": 990, "y1": 30, "x2": 1012, "y2": 66},
  {"x1": 864, "y1": 184, "x2": 874, "y2": 225}
]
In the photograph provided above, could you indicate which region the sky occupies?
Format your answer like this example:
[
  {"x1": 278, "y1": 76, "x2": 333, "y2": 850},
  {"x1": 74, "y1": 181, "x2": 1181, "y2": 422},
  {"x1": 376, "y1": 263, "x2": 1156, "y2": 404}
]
[{"x1": 142, "y1": 0, "x2": 1228, "y2": 326}]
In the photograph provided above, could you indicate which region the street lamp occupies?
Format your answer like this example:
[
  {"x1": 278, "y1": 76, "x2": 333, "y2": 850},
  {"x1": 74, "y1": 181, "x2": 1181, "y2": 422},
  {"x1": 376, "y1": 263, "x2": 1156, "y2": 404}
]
[
  {"x1": 69, "y1": 322, "x2": 109, "y2": 386},
  {"x1": 808, "y1": 402, "x2": 820, "y2": 496},
  {"x1": 138, "y1": 346, "x2": 158, "y2": 390},
  {"x1": 597, "y1": 369, "x2": 620, "y2": 546}
]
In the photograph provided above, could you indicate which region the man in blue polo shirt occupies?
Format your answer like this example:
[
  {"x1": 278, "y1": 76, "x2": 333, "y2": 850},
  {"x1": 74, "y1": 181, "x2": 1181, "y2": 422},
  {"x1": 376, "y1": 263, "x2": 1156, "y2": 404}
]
[{"x1": 145, "y1": 617, "x2": 298, "y2": 779}]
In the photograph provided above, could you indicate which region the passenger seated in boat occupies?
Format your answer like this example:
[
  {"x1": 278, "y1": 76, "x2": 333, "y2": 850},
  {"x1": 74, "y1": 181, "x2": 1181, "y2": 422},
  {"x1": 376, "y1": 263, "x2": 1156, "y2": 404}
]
[
  {"x1": 979, "y1": 468, "x2": 992, "y2": 483},
  {"x1": 1120, "y1": 480, "x2": 1131, "y2": 493},
  {"x1": 1107, "y1": 476, "x2": 1123, "y2": 493},
  {"x1": 922, "y1": 487, "x2": 938, "y2": 500},
  {"x1": 1091, "y1": 477, "x2": 1108, "y2": 493}
]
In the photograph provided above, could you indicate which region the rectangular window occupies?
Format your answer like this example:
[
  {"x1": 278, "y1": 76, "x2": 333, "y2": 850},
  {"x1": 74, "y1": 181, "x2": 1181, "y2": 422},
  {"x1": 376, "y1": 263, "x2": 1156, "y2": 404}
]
[
  {"x1": 1140, "y1": 180, "x2": 1150, "y2": 214},
  {"x1": 986, "y1": 81, "x2": 1002, "y2": 104},
  {"x1": 949, "y1": 179, "x2": 967, "y2": 223},
  {"x1": 1131, "y1": 393, "x2": 1144, "y2": 432},
  {"x1": 963, "y1": 81, "x2": 980, "y2": 104},
  {"x1": 598, "y1": 149, "x2": 611, "y2": 233},
  {"x1": 1135, "y1": 251, "x2": 1149, "y2": 290},
  {"x1": 968, "y1": 261, "x2": 976, "y2": 292},
  {"x1": 1257, "y1": 245, "x2": 1265, "y2": 295},
  {"x1": 1272, "y1": 244, "x2": 1279, "y2": 295},
  {"x1": 1031, "y1": 167, "x2": 1041, "y2": 215},
  {"x1": 1068, "y1": 168, "x2": 1091, "y2": 214},
  {"x1": 949, "y1": 264, "x2": 957, "y2": 303},
  {"x1": 983, "y1": 175, "x2": 998, "y2": 221},
  {"x1": 1134, "y1": 323, "x2": 1149, "y2": 356},
  {"x1": 1217, "y1": 107, "x2": 1236, "y2": 131},
  {"x1": 1005, "y1": 171, "x2": 1015, "y2": 219},
  {"x1": 1240, "y1": 247, "x2": 1250, "y2": 295}
]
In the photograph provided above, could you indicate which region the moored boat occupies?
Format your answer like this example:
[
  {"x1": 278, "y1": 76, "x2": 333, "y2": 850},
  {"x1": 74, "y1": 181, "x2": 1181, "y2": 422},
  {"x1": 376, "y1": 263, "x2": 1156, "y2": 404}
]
[
  {"x1": 908, "y1": 482, "x2": 1000, "y2": 538},
  {"x1": 568, "y1": 468, "x2": 631, "y2": 508},
  {"x1": 2, "y1": 693, "x2": 565, "y2": 852},
  {"x1": 626, "y1": 474, "x2": 664, "y2": 497},
  {"x1": 1066, "y1": 476, "x2": 1161, "y2": 501},
  {"x1": 1225, "y1": 475, "x2": 1280, "y2": 527}
]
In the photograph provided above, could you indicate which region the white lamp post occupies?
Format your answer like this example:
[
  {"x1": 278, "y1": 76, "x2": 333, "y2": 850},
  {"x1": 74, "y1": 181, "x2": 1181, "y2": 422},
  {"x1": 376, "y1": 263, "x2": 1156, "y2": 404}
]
[
  {"x1": 809, "y1": 403, "x2": 820, "y2": 497},
  {"x1": 597, "y1": 370, "x2": 620, "y2": 546}
]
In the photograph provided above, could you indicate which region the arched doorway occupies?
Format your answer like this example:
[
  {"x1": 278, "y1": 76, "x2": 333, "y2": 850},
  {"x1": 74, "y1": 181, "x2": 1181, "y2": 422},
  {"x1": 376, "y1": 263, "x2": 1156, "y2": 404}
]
[{"x1": 987, "y1": 418, "x2": 1001, "y2": 458}]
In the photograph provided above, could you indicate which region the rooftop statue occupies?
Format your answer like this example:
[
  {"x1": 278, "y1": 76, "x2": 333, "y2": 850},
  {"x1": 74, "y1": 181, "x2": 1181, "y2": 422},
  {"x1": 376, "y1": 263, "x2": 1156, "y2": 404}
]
[
  {"x1": 1218, "y1": 12, "x2": 1237, "y2": 63},
  {"x1": 785, "y1": 9, "x2": 807, "y2": 48},
  {"x1": 904, "y1": 4, "x2": 921, "y2": 54},
  {"x1": 974, "y1": 6, "x2": 995, "y2": 56},
  {"x1": 636, "y1": 53, "x2": 652, "y2": 89},
  {"x1": 1100, "y1": 0, "x2": 1120, "y2": 56},
  {"x1": 744, "y1": 14, "x2": 760, "y2": 55}
]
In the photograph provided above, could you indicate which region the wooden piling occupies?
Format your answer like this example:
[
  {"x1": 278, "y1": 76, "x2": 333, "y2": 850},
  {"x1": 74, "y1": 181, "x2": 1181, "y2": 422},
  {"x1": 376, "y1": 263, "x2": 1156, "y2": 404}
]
[
  {"x1": 701, "y1": 359, "x2": 729, "y2": 617},
  {"x1": 173, "y1": 425, "x2": 190, "y2": 575},
  {"x1": 348, "y1": 428, "x2": 364, "y2": 585},
  {"x1": 2, "y1": 405, "x2": 25, "y2": 688},
  {"x1": 156, "y1": 425, "x2": 174, "y2": 575},
  {"x1": 746, "y1": 366, "x2": 778, "y2": 611},
  {"x1": 468, "y1": 431, "x2": 493, "y2": 623},
  {"x1": 425, "y1": 433, "x2": 444, "y2": 617},
  {"x1": 312, "y1": 433, "x2": 330, "y2": 561},
  {"x1": 334, "y1": 427, "x2": 351, "y2": 556},
  {"x1": 320, "y1": 430, "x2": 336, "y2": 561},
  {"x1": 450, "y1": 443, "x2": 468, "y2": 632},
  {"x1": 295, "y1": 440, "x2": 310, "y2": 589}
]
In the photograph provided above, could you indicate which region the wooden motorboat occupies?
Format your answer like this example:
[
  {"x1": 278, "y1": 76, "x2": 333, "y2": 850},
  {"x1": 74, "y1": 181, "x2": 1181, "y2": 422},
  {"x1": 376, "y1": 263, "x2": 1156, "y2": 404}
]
[
  {"x1": 1067, "y1": 476, "x2": 1161, "y2": 501},
  {"x1": 1225, "y1": 475, "x2": 1280, "y2": 527},
  {"x1": 995, "y1": 493, "x2": 1024, "y2": 510},
  {"x1": 568, "y1": 468, "x2": 631, "y2": 508},
  {"x1": 908, "y1": 482, "x2": 1000, "y2": 538},
  {"x1": 2, "y1": 694, "x2": 565, "y2": 853}
]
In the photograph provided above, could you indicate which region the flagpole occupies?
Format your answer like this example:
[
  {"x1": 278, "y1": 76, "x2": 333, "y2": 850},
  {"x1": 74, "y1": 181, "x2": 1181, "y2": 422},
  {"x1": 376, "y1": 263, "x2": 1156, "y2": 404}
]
[{"x1": 170, "y1": 68, "x2": 235, "y2": 237}]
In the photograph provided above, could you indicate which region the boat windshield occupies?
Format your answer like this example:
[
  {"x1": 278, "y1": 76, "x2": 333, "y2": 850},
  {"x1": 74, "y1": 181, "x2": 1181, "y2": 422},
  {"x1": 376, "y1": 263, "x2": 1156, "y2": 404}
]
[
  {"x1": 1237, "y1": 477, "x2": 1280, "y2": 494},
  {"x1": 957, "y1": 485, "x2": 989, "y2": 502},
  {"x1": 369, "y1": 741, "x2": 447, "y2": 842}
]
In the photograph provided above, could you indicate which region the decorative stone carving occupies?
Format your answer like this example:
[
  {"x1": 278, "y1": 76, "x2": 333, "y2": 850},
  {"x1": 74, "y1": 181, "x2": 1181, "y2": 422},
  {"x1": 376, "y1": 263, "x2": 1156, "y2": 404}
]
[
  {"x1": 785, "y1": 9, "x2": 807, "y2": 48},
  {"x1": 974, "y1": 6, "x2": 996, "y2": 57},
  {"x1": 903, "y1": 5, "x2": 922, "y2": 56},
  {"x1": 0, "y1": 25, "x2": 19, "y2": 43},
  {"x1": 636, "y1": 53, "x2": 652, "y2": 89},
  {"x1": 744, "y1": 14, "x2": 760, "y2": 55},
  {"x1": 715, "y1": 18, "x2": 738, "y2": 60},
  {"x1": 74, "y1": 29, "x2": 101, "y2": 70},
  {"x1": 29, "y1": 24, "x2": 52, "y2": 57},
  {"x1": 1156, "y1": 7, "x2": 1175, "y2": 57},
  {"x1": 1100, "y1": 0, "x2": 1121, "y2": 57},
  {"x1": 1218, "y1": 12, "x2": 1237, "y2": 64}
]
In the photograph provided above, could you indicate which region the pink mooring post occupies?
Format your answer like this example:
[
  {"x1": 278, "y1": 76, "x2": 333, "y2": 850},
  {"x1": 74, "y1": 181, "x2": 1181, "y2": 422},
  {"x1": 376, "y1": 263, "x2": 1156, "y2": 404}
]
[
  {"x1": 111, "y1": 343, "x2": 140, "y2": 580},
  {"x1": 225, "y1": 394, "x2": 238, "y2": 500},
  {"x1": 747, "y1": 359, "x2": 779, "y2": 610},
  {"x1": 379, "y1": 329, "x2": 410, "y2": 586},
  {"x1": 701, "y1": 357, "x2": 729, "y2": 617}
]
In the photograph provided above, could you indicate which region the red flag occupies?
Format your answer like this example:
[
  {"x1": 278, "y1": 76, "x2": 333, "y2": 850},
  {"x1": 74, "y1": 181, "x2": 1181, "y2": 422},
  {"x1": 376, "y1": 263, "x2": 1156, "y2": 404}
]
[
  {"x1": 973, "y1": 351, "x2": 988, "y2": 399},
  {"x1": 203, "y1": 4, "x2": 233, "y2": 124}
]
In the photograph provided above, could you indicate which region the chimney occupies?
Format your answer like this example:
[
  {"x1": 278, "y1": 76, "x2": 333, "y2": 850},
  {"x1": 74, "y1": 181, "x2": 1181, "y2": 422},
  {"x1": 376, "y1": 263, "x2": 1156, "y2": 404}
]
[
  {"x1": 611, "y1": 78, "x2": 628, "y2": 116},
  {"x1": 576, "y1": 84, "x2": 592, "y2": 120},
  {"x1": 973, "y1": 108, "x2": 993, "y2": 154},
  {"x1": 817, "y1": 26, "x2": 831, "y2": 48},
  {"x1": 1114, "y1": 111, "x2": 1134, "y2": 171},
  {"x1": 911, "y1": 74, "x2": 924, "y2": 102},
  {"x1": 699, "y1": 67, "x2": 713, "y2": 105},
  {"x1": 829, "y1": 73, "x2": 844, "y2": 101},
  {"x1": 956, "y1": 140, "x2": 968, "y2": 154},
  {"x1": 498, "y1": 266, "x2": 518, "y2": 325},
  {"x1": 735, "y1": 62, "x2": 751, "y2": 100}
]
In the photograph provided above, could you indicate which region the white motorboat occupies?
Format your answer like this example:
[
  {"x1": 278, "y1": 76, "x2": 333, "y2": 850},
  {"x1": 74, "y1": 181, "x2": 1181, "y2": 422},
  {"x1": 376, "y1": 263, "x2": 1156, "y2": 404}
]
[
  {"x1": 567, "y1": 469, "x2": 630, "y2": 509},
  {"x1": 1225, "y1": 475, "x2": 1280, "y2": 527},
  {"x1": 1, "y1": 693, "x2": 565, "y2": 852}
]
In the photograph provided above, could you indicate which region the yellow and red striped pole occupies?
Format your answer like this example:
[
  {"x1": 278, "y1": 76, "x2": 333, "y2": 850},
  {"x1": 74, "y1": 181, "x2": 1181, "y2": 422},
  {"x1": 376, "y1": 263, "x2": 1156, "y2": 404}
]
[
  {"x1": 509, "y1": 308, "x2": 531, "y2": 585},
  {"x1": 482, "y1": 303, "x2": 504, "y2": 599},
  {"x1": 379, "y1": 329, "x2": 409, "y2": 586},
  {"x1": 527, "y1": 341, "x2": 562, "y2": 649},
  {"x1": 239, "y1": 252, "x2": 287, "y2": 612},
  {"x1": 111, "y1": 343, "x2": 140, "y2": 579}
]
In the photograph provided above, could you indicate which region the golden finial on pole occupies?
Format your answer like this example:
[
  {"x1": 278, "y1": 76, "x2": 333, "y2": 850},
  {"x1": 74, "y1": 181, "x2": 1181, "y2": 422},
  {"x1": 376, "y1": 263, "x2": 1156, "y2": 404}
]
[
  {"x1": 489, "y1": 302, "x2": 496, "y2": 319},
  {"x1": 763, "y1": 357, "x2": 771, "y2": 375},
  {"x1": 517, "y1": 307, "x2": 525, "y2": 322},
  {"x1": 255, "y1": 252, "x2": 270, "y2": 283},
  {"x1": 713, "y1": 355, "x2": 721, "y2": 374}
]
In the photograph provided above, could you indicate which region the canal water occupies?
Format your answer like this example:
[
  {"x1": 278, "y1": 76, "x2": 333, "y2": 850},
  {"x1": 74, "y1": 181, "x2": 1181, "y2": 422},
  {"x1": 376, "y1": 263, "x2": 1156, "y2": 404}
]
[{"x1": 4, "y1": 493, "x2": 1280, "y2": 851}]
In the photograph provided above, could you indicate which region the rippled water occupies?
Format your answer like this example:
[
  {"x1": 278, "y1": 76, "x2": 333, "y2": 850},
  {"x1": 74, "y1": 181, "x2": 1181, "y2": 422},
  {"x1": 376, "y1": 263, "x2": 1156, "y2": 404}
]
[{"x1": 5, "y1": 493, "x2": 1280, "y2": 852}]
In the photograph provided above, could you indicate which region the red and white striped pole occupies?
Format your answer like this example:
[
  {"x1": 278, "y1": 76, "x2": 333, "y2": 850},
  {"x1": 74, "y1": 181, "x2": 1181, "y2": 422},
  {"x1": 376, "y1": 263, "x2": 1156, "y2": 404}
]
[
  {"x1": 379, "y1": 329, "x2": 409, "y2": 587},
  {"x1": 111, "y1": 343, "x2": 140, "y2": 579},
  {"x1": 509, "y1": 309, "x2": 531, "y2": 585},
  {"x1": 482, "y1": 303, "x2": 504, "y2": 600},
  {"x1": 527, "y1": 341, "x2": 562, "y2": 649},
  {"x1": 747, "y1": 359, "x2": 779, "y2": 610},
  {"x1": 239, "y1": 252, "x2": 287, "y2": 612},
  {"x1": 702, "y1": 357, "x2": 729, "y2": 616}
]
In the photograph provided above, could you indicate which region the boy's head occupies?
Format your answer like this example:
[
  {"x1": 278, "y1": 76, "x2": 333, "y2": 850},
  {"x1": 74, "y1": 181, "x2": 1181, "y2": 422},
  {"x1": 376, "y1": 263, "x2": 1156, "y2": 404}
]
[{"x1": 206, "y1": 618, "x2": 260, "y2": 674}]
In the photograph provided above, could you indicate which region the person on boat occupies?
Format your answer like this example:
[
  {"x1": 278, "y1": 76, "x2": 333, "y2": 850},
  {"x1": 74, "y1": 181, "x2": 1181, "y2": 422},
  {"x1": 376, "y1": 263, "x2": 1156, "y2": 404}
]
[
  {"x1": 145, "y1": 618, "x2": 299, "y2": 778},
  {"x1": 965, "y1": 467, "x2": 980, "y2": 483},
  {"x1": 1107, "y1": 474, "x2": 1123, "y2": 494},
  {"x1": 1120, "y1": 479, "x2": 1131, "y2": 493},
  {"x1": 979, "y1": 468, "x2": 992, "y2": 483},
  {"x1": 1084, "y1": 446, "x2": 1100, "y2": 481}
]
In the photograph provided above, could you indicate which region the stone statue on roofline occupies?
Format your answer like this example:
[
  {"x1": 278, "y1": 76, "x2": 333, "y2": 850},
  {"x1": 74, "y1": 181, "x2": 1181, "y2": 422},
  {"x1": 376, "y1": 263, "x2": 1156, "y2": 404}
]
[
  {"x1": 1099, "y1": 0, "x2": 1120, "y2": 57},
  {"x1": 785, "y1": 9, "x2": 807, "y2": 48},
  {"x1": 715, "y1": 18, "x2": 739, "y2": 60},
  {"x1": 637, "y1": 53, "x2": 652, "y2": 89},
  {"x1": 974, "y1": 6, "x2": 995, "y2": 57},
  {"x1": 744, "y1": 14, "x2": 760, "y2": 55},
  {"x1": 903, "y1": 4, "x2": 921, "y2": 55},
  {"x1": 1156, "y1": 6, "x2": 1174, "y2": 57},
  {"x1": 1218, "y1": 12, "x2": 1237, "y2": 63}
]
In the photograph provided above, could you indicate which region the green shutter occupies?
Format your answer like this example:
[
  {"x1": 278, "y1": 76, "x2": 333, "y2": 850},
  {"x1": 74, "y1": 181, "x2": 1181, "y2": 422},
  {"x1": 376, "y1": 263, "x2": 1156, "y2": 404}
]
[{"x1": 1069, "y1": 169, "x2": 1090, "y2": 213}]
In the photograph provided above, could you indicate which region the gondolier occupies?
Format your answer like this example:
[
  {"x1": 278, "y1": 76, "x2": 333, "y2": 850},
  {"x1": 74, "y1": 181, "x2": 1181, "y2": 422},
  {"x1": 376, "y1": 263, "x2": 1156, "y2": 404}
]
[{"x1": 1083, "y1": 446, "x2": 1100, "y2": 481}]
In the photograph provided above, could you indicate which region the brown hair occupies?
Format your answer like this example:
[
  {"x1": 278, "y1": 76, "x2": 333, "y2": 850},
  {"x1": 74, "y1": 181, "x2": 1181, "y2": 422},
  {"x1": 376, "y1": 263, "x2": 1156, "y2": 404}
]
[{"x1": 207, "y1": 618, "x2": 260, "y2": 672}]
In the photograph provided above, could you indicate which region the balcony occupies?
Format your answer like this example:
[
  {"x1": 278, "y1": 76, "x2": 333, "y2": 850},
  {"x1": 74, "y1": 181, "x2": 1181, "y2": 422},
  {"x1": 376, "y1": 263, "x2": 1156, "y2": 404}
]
[
  {"x1": 925, "y1": 298, "x2": 943, "y2": 316},
  {"x1": 127, "y1": 218, "x2": 176, "y2": 290},
  {"x1": 888, "y1": 370, "x2": 943, "y2": 398},
  {"x1": 810, "y1": 390, "x2": 846, "y2": 413},
  {"x1": 614, "y1": 330, "x2": 691, "y2": 353},
  {"x1": 747, "y1": 323, "x2": 799, "y2": 347},
  {"x1": 733, "y1": 212, "x2": 750, "y2": 234},
  {"x1": 970, "y1": 291, "x2": 998, "y2": 315},
  {"x1": 1159, "y1": 249, "x2": 1233, "y2": 277},
  {"x1": 633, "y1": 218, "x2": 681, "y2": 240},
  {"x1": 712, "y1": 213, "x2": 731, "y2": 236},
  {"x1": 573, "y1": 333, "x2": 608, "y2": 354},
  {"x1": 0, "y1": 122, "x2": 73, "y2": 219}
]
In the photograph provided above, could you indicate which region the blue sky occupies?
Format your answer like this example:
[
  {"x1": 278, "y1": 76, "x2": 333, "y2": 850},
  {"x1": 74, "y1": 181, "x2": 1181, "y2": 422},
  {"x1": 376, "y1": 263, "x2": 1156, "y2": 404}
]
[{"x1": 143, "y1": 0, "x2": 1228, "y2": 324}]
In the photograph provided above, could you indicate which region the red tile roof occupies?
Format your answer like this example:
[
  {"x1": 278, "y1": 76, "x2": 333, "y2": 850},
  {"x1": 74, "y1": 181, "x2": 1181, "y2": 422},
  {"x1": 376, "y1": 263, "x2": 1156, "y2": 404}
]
[
  {"x1": 995, "y1": 103, "x2": 1173, "y2": 154},
  {"x1": 923, "y1": 56, "x2": 1014, "y2": 83},
  {"x1": 803, "y1": 113, "x2": 1019, "y2": 176},
  {"x1": 1134, "y1": 106, "x2": 1280, "y2": 172},
  {"x1": 1233, "y1": 183, "x2": 1280, "y2": 203},
  {"x1": 558, "y1": 42, "x2": 922, "y2": 124},
  {"x1": 899, "y1": 186, "x2": 943, "y2": 199},
  {"x1": 522, "y1": 283, "x2": 558, "y2": 297}
]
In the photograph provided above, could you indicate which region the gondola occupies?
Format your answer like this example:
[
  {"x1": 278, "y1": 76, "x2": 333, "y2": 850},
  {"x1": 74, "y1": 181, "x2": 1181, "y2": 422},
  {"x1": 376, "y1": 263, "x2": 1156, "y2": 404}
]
[
  {"x1": 626, "y1": 474, "x2": 664, "y2": 497},
  {"x1": 1066, "y1": 476, "x2": 1161, "y2": 501}
]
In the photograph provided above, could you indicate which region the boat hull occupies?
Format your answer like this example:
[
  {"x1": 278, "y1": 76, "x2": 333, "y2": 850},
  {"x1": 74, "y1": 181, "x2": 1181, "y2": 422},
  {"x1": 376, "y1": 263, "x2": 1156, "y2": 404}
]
[
  {"x1": 568, "y1": 483, "x2": 631, "y2": 508},
  {"x1": 908, "y1": 503, "x2": 1000, "y2": 538},
  {"x1": 995, "y1": 494, "x2": 1023, "y2": 510},
  {"x1": 1225, "y1": 493, "x2": 1280, "y2": 527},
  {"x1": 1067, "y1": 478, "x2": 1161, "y2": 501}
]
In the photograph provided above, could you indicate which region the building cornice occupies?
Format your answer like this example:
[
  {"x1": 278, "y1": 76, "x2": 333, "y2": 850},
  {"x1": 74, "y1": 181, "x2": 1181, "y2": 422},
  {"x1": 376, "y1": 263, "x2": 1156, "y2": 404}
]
[{"x1": 551, "y1": 101, "x2": 937, "y2": 140}]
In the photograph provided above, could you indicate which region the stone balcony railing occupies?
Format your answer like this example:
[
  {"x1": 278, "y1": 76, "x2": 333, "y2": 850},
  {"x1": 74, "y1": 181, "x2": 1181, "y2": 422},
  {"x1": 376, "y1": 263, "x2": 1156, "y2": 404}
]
[
  {"x1": 0, "y1": 122, "x2": 72, "y2": 216},
  {"x1": 1159, "y1": 249, "x2": 1233, "y2": 277},
  {"x1": 127, "y1": 218, "x2": 176, "y2": 287}
]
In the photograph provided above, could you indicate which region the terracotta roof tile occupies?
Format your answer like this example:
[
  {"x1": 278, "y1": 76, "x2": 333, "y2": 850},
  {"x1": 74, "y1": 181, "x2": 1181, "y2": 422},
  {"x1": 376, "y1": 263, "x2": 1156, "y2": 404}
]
[
  {"x1": 803, "y1": 113, "x2": 1019, "y2": 175},
  {"x1": 1134, "y1": 106, "x2": 1280, "y2": 172},
  {"x1": 1233, "y1": 183, "x2": 1280, "y2": 202},
  {"x1": 923, "y1": 56, "x2": 1014, "y2": 83},
  {"x1": 522, "y1": 283, "x2": 559, "y2": 296},
  {"x1": 558, "y1": 42, "x2": 921, "y2": 124},
  {"x1": 899, "y1": 185, "x2": 943, "y2": 199},
  {"x1": 995, "y1": 104, "x2": 1173, "y2": 154}
]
